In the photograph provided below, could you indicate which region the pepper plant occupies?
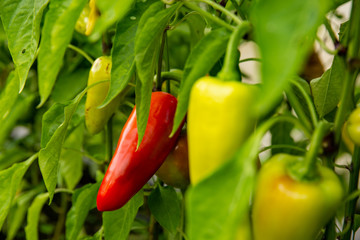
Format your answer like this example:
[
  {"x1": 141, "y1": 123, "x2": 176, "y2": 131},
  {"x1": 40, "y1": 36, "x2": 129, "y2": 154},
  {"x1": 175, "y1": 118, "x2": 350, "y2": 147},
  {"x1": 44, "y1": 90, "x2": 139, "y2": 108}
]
[{"x1": 0, "y1": 0, "x2": 359, "y2": 239}]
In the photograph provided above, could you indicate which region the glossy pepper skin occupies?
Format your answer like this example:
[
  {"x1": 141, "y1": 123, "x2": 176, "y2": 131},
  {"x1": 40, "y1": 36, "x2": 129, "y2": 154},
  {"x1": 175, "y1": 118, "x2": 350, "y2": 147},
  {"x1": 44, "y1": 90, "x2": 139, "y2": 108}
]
[
  {"x1": 85, "y1": 0, "x2": 99, "y2": 36},
  {"x1": 97, "y1": 92, "x2": 183, "y2": 211},
  {"x1": 188, "y1": 76, "x2": 257, "y2": 184},
  {"x1": 347, "y1": 107, "x2": 360, "y2": 146},
  {"x1": 75, "y1": 4, "x2": 90, "y2": 35},
  {"x1": 156, "y1": 131, "x2": 190, "y2": 189},
  {"x1": 252, "y1": 154, "x2": 343, "y2": 240},
  {"x1": 85, "y1": 56, "x2": 124, "y2": 135}
]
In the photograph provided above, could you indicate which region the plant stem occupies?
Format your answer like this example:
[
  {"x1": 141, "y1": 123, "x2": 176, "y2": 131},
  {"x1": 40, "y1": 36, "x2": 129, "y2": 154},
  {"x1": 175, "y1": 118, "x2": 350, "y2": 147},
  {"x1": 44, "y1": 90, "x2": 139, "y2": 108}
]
[
  {"x1": 315, "y1": 36, "x2": 338, "y2": 55},
  {"x1": 68, "y1": 44, "x2": 94, "y2": 64},
  {"x1": 52, "y1": 192, "x2": 67, "y2": 240},
  {"x1": 334, "y1": 69, "x2": 356, "y2": 142},
  {"x1": 292, "y1": 121, "x2": 331, "y2": 181},
  {"x1": 323, "y1": 19, "x2": 338, "y2": 44},
  {"x1": 196, "y1": 0, "x2": 242, "y2": 25},
  {"x1": 217, "y1": 21, "x2": 251, "y2": 81},
  {"x1": 161, "y1": 70, "x2": 183, "y2": 83},
  {"x1": 183, "y1": 2, "x2": 235, "y2": 31},
  {"x1": 165, "y1": 32, "x2": 171, "y2": 93},
  {"x1": 156, "y1": 30, "x2": 167, "y2": 91},
  {"x1": 259, "y1": 144, "x2": 306, "y2": 154},
  {"x1": 239, "y1": 57, "x2": 261, "y2": 63},
  {"x1": 342, "y1": 146, "x2": 360, "y2": 240},
  {"x1": 290, "y1": 79, "x2": 319, "y2": 127},
  {"x1": 334, "y1": 0, "x2": 360, "y2": 142},
  {"x1": 285, "y1": 89, "x2": 313, "y2": 133}
]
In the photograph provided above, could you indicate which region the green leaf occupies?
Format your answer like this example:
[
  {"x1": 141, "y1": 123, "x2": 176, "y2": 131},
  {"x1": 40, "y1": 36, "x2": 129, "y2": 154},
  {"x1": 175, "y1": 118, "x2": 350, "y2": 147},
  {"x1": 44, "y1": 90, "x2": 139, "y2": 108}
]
[
  {"x1": 89, "y1": 0, "x2": 137, "y2": 41},
  {"x1": 37, "y1": 0, "x2": 88, "y2": 107},
  {"x1": 0, "y1": 71, "x2": 20, "y2": 135},
  {"x1": 51, "y1": 69, "x2": 89, "y2": 104},
  {"x1": 0, "y1": 154, "x2": 37, "y2": 230},
  {"x1": 60, "y1": 124, "x2": 84, "y2": 190},
  {"x1": 310, "y1": 56, "x2": 345, "y2": 118},
  {"x1": 0, "y1": 0, "x2": 49, "y2": 91},
  {"x1": 7, "y1": 187, "x2": 43, "y2": 240},
  {"x1": 103, "y1": 191, "x2": 144, "y2": 240},
  {"x1": 39, "y1": 90, "x2": 86, "y2": 203},
  {"x1": 101, "y1": 0, "x2": 156, "y2": 108},
  {"x1": 135, "y1": 2, "x2": 180, "y2": 146},
  {"x1": 186, "y1": 14, "x2": 206, "y2": 48},
  {"x1": 0, "y1": 71, "x2": 19, "y2": 120},
  {"x1": 66, "y1": 182, "x2": 100, "y2": 240},
  {"x1": 251, "y1": 0, "x2": 331, "y2": 116},
  {"x1": 0, "y1": 145, "x2": 31, "y2": 171},
  {"x1": 353, "y1": 214, "x2": 360, "y2": 232},
  {"x1": 171, "y1": 28, "x2": 231, "y2": 136},
  {"x1": 186, "y1": 128, "x2": 264, "y2": 240},
  {"x1": 0, "y1": 91, "x2": 36, "y2": 147},
  {"x1": 148, "y1": 186, "x2": 181, "y2": 234},
  {"x1": 270, "y1": 119, "x2": 296, "y2": 155},
  {"x1": 24, "y1": 193, "x2": 49, "y2": 240}
]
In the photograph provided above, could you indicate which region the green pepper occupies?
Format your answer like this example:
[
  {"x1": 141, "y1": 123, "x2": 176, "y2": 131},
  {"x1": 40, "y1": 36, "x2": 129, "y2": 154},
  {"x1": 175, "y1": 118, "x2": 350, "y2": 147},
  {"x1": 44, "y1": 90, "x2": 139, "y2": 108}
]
[
  {"x1": 252, "y1": 154, "x2": 344, "y2": 240},
  {"x1": 85, "y1": 56, "x2": 124, "y2": 135},
  {"x1": 187, "y1": 76, "x2": 258, "y2": 184}
]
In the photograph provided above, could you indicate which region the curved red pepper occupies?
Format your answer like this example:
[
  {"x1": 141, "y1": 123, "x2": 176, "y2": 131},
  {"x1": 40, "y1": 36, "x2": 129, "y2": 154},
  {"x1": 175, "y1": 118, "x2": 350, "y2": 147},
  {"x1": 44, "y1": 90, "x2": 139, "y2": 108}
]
[{"x1": 97, "y1": 92, "x2": 183, "y2": 211}]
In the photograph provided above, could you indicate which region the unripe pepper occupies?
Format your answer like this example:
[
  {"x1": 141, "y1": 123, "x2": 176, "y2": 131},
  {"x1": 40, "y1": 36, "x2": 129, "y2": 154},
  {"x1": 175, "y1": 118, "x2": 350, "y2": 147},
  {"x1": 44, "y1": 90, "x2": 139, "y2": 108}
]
[
  {"x1": 187, "y1": 76, "x2": 257, "y2": 184},
  {"x1": 85, "y1": 56, "x2": 125, "y2": 135},
  {"x1": 347, "y1": 107, "x2": 360, "y2": 146},
  {"x1": 97, "y1": 92, "x2": 183, "y2": 211},
  {"x1": 156, "y1": 131, "x2": 190, "y2": 189},
  {"x1": 75, "y1": 4, "x2": 90, "y2": 35},
  {"x1": 252, "y1": 154, "x2": 344, "y2": 240},
  {"x1": 85, "y1": 0, "x2": 99, "y2": 36}
]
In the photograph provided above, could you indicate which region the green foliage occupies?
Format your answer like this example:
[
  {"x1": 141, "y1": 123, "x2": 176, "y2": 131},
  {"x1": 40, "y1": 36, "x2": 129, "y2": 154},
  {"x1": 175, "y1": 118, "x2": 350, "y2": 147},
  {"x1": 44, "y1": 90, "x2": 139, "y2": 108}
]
[
  {"x1": 66, "y1": 182, "x2": 100, "y2": 240},
  {"x1": 251, "y1": 0, "x2": 331, "y2": 117},
  {"x1": 103, "y1": 191, "x2": 143, "y2": 240},
  {"x1": 0, "y1": 0, "x2": 358, "y2": 239},
  {"x1": 135, "y1": 1, "x2": 180, "y2": 146},
  {"x1": 0, "y1": 0, "x2": 49, "y2": 91},
  {"x1": 37, "y1": 0, "x2": 88, "y2": 107},
  {"x1": 148, "y1": 185, "x2": 181, "y2": 234}
]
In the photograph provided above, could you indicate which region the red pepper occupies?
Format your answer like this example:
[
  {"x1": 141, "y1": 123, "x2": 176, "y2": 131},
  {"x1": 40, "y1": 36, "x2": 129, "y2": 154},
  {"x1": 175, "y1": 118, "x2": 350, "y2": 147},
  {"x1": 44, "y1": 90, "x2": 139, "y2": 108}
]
[{"x1": 97, "y1": 92, "x2": 183, "y2": 211}]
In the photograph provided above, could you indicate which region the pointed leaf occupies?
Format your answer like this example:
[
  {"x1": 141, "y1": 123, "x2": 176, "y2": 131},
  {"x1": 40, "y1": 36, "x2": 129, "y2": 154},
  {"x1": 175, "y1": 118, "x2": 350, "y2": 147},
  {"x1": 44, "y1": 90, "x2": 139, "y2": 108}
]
[
  {"x1": 24, "y1": 193, "x2": 49, "y2": 240},
  {"x1": 60, "y1": 124, "x2": 84, "y2": 190},
  {"x1": 103, "y1": 191, "x2": 144, "y2": 240},
  {"x1": 310, "y1": 56, "x2": 345, "y2": 118},
  {"x1": 135, "y1": 2, "x2": 180, "y2": 146},
  {"x1": 37, "y1": 0, "x2": 87, "y2": 107},
  {"x1": 66, "y1": 182, "x2": 100, "y2": 240},
  {"x1": 39, "y1": 90, "x2": 86, "y2": 203},
  {"x1": 0, "y1": 154, "x2": 37, "y2": 230},
  {"x1": 148, "y1": 186, "x2": 181, "y2": 234},
  {"x1": 251, "y1": 0, "x2": 331, "y2": 116},
  {"x1": 101, "y1": 0, "x2": 157, "y2": 108},
  {"x1": 0, "y1": 0, "x2": 49, "y2": 91}
]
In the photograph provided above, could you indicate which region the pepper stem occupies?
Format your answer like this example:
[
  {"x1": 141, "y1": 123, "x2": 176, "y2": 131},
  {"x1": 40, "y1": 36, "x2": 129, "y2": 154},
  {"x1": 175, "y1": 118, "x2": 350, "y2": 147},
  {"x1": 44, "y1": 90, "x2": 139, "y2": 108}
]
[
  {"x1": 217, "y1": 21, "x2": 251, "y2": 82},
  {"x1": 291, "y1": 121, "x2": 331, "y2": 181}
]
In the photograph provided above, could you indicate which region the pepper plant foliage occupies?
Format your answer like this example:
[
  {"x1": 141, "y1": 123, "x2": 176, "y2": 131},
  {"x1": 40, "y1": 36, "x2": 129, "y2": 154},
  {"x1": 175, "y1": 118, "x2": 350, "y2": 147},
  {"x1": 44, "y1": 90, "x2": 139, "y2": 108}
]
[{"x1": 0, "y1": 0, "x2": 358, "y2": 239}]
